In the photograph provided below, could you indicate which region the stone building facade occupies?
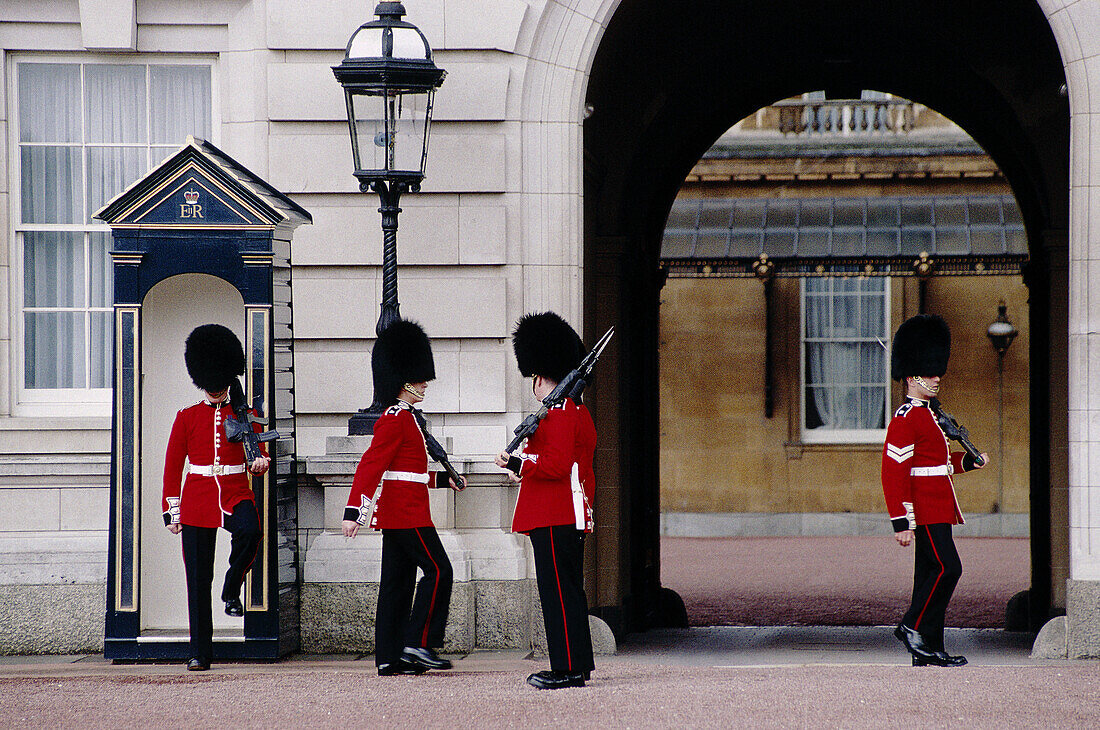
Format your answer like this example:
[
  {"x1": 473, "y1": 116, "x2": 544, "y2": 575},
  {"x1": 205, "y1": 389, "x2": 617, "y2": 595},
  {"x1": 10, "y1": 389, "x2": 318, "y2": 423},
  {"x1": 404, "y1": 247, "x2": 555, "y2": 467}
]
[{"x1": 1, "y1": 0, "x2": 1099, "y2": 660}]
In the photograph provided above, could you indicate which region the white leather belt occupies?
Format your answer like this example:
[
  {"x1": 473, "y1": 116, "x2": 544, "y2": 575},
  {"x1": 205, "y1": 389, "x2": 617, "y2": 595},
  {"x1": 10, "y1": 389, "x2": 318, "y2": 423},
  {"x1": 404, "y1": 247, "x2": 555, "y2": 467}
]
[
  {"x1": 190, "y1": 463, "x2": 246, "y2": 476},
  {"x1": 910, "y1": 465, "x2": 950, "y2": 477},
  {"x1": 383, "y1": 470, "x2": 429, "y2": 484}
]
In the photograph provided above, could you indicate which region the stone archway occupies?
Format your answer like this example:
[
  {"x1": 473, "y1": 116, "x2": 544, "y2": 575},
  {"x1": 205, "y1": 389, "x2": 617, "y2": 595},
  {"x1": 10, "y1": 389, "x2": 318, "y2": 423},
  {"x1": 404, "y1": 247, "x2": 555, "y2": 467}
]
[{"x1": 564, "y1": 0, "x2": 1071, "y2": 635}]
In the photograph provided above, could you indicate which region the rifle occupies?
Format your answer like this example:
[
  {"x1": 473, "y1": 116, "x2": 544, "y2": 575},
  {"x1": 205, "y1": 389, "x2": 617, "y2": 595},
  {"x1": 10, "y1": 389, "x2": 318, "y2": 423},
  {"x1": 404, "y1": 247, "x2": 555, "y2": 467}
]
[
  {"x1": 929, "y1": 397, "x2": 986, "y2": 468},
  {"x1": 225, "y1": 379, "x2": 280, "y2": 467},
  {"x1": 505, "y1": 326, "x2": 615, "y2": 453},
  {"x1": 411, "y1": 408, "x2": 466, "y2": 491}
]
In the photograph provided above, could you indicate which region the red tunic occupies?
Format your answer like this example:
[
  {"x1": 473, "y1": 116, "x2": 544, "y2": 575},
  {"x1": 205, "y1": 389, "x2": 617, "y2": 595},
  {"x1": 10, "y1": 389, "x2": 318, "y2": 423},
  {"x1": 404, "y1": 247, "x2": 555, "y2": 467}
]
[
  {"x1": 344, "y1": 402, "x2": 446, "y2": 530},
  {"x1": 162, "y1": 401, "x2": 266, "y2": 529},
  {"x1": 881, "y1": 397, "x2": 971, "y2": 531},
  {"x1": 510, "y1": 398, "x2": 597, "y2": 534}
]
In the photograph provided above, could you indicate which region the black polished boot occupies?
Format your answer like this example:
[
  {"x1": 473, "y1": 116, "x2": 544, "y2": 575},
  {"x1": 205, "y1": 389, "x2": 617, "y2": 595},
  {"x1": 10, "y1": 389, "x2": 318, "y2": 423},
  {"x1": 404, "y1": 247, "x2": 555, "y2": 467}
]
[
  {"x1": 402, "y1": 646, "x2": 453, "y2": 670},
  {"x1": 186, "y1": 657, "x2": 210, "y2": 671},
  {"x1": 377, "y1": 658, "x2": 428, "y2": 676},
  {"x1": 894, "y1": 623, "x2": 935, "y2": 661},
  {"x1": 224, "y1": 597, "x2": 244, "y2": 617},
  {"x1": 527, "y1": 670, "x2": 586, "y2": 690}
]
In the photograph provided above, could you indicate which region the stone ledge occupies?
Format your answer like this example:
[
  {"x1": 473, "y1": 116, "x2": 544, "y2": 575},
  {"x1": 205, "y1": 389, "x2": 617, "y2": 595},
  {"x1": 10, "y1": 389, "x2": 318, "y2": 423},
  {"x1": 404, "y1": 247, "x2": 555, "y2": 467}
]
[
  {"x1": 0, "y1": 532, "x2": 108, "y2": 585},
  {"x1": 661, "y1": 511, "x2": 1030, "y2": 538}
]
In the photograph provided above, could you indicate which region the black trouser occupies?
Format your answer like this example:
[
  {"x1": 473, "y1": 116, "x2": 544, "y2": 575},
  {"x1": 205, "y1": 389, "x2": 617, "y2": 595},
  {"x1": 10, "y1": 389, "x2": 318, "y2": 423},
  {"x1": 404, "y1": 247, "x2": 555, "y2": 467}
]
[
  {"x1": 903, "y1": 522, "x2": 962, "y2": 652},
  {"x1": 529, "y1": 524, "x2": 594, "y2": 674},
  {"x1": 377, "y1": 526, "x2": 454, "y2": 666},
  {"x1": 180, "y1": 500, "x2": 261, "y2": 663}
]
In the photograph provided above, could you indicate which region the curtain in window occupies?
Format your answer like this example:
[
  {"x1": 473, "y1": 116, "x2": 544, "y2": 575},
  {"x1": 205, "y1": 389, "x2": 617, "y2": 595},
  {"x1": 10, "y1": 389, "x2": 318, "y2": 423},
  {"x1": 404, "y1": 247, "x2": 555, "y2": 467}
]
[
  {"x1": 805, "y1": 279, "x2": 886, "y2": 430},
  {"x1": 18, "y1": 62, "x2": 210, "y2": 392}
]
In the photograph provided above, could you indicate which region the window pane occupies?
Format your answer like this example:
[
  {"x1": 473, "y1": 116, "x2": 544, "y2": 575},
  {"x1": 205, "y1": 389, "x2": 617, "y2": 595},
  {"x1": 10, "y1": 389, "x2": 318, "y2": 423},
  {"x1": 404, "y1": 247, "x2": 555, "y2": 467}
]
[
  {"x1": 831, "y1": 230, "x2": 863, "y2": 256},
  {"x1": 19, "y1": 63, "x2": 81, "y2": 143},
  {"x1": 765, "y1": 200, "x2": 798, "y2": 227},
  {"x1": 728, "y1": 231, "x2": 761, "y2": 257},
  {"x1": 25, "y1": 312, "x2": 86, "y2": 389},
  {"x1": 865, "y1": 230, "x2": 899, "y2": 256},
  {"x1": 21, "y1": 146, "x2": 82, "y2": 223},
  {"x1": 660, "y1": 232, "x2": 695, "y2": 258},
  {"x1": 90, "y1": 232, "x2": 114, "y2": 307},
  {"x1": 87, "y1": 146, "x2": 146, "y2": 220},
  {"x1": 730, "y1": 200, "x2": 765, "y2": 228},
  {"x1": 935, "y1": 199, "x2": 967, "y2": 226},
  {"x1": 694, "y1": 232, "x2": 728, "y2": 258},
  {"x1": 867, "y1": 200, "x2": 899, "y2": 227},
  {"x1": 698, "y1": 203, "x2": 731, "y2": 231},
  {"x1": 151, "y1": 65, "x2": 212, "y2": 143},
  {"x1": 901, "y1": 200, "x2": 932, "y2": 225},
  {"x1": 24, "y1": 231, "x2": 85, "y2": 307},
  {"x1": 800, "y1": 200, "x2": 831, "y2": 227},
  {"x1": 860, "y1": 386, "x2": 886, "y2": 429},
  {"x1": 970, "y1": 229, "x2": 1003, "y2": 255},
  {"x1": 763, "y1": 230, "x2": 796, "y2": 257},
  {"x1": 85, "y1": 65, "x2": 147, "y2": 143},
  {"x1": 859, "y1": 298, "x2": 886, "y2": 337},
  {"x1": 968, "y1": 198, "x2": 1001, "y2": 225},
  {"x1": 665, "y1": 202, "x2": 698, "y2": 229},
  {"x1": 797, "y1": 230, "x2": 829, "y2": 256},
  {"x1": 901, "y1": 228, "x2": 933, "y2": 255},
  {"x1": 91, "y1": 310, "x2": 113, "y2": 389},
  {"x1": 1005, "y1": 229, "x2": 1028, "y2": 254},
  {"x1": 833, "y1": 200, "x2": 864, "y2": 227},
  {"x1": 935, "y1": 228, "x2": 968, "y2": 255}
]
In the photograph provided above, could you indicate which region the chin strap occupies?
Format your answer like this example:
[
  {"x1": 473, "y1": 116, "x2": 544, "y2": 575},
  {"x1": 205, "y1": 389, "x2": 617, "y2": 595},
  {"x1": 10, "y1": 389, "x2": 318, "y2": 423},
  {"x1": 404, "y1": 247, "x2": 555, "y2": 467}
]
[{"x1": 911, "y1": 376, "x2": 940, "y2": 395}]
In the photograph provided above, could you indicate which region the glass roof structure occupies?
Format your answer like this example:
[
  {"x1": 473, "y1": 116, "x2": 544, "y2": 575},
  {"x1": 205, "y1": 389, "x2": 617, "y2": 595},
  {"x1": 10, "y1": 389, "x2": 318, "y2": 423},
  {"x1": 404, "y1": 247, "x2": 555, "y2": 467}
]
[{"x1": 660, "y1": 194, "x2": 1028, "y2": 277}]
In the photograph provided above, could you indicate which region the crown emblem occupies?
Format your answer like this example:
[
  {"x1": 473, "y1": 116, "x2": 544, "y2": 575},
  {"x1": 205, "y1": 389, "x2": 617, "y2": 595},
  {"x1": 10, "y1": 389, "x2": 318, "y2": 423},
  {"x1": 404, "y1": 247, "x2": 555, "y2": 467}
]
[{"x1": 183, "y1": 189, "x2": 200, "y2": 205}]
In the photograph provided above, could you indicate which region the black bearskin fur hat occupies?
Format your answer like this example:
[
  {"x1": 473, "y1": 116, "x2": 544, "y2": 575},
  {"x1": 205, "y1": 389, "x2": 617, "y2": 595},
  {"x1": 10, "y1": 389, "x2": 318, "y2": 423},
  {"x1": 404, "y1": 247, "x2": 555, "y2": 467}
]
[
  {"x1": 512, "y1": 311, "x2": 586, "y2": 383},
  {"x1": 184, "y1": 324, "x2": 245, "y2": 392},
  {"x1": 372, "y1": 319, "x2": 436, "y2": 406},
  {"x1": 891, "y1": 314, "x2": 951, "y2": 382}
]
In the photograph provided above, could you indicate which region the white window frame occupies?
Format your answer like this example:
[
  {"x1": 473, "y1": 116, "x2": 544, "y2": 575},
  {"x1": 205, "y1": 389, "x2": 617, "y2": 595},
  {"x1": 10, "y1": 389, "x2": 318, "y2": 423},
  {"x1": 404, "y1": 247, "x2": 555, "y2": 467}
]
[
  {"x1": 799, "y1": 276, "x2": 891, "y2": 444},
  {"x1": 8, "y1": 53, "x2": 218, "y2": 416}
]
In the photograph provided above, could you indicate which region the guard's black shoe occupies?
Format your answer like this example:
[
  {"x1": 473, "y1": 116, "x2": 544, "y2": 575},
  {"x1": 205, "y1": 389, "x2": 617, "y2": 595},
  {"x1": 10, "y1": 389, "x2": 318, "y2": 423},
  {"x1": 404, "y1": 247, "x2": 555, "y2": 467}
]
[
  {"x1": 912, "y1": 650, "x2": 967, "y2": 667},
  {"x1": 402, "y1": 646, "x2": 453, "y2": 670},
  {"x1": 186, "y1": 657, "x2": 210, "y2": 671},
  {"x1": 224, "y1": 598, "x2": 244, "y2": 617},
  {"x1": 526, "y1": 670, "x2": 586, "y2": 690},
  {"x1": 894, "y1": 623, "x2": 934, "y2": 660},
  {"x1": 377, "y1": 659, "x2": 428, "y2": 676}
]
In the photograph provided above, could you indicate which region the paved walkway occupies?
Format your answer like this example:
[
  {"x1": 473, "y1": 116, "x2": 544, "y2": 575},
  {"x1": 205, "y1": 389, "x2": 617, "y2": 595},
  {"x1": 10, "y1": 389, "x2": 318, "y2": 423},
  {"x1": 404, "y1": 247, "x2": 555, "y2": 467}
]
[{"x1": 3, "y1": 627, "x2": 1098, "y2": 729}]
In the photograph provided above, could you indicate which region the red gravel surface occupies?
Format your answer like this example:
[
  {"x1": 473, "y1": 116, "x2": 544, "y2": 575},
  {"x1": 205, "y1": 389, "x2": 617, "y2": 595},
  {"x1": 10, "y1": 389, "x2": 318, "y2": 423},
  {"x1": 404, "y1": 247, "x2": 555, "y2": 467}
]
[
  {"x1": 660, "y1": 536, "x2": 1029, "y2": 627},
  {"x1": 3, "y1": 659, "x2": 1098, "y2": 729}
]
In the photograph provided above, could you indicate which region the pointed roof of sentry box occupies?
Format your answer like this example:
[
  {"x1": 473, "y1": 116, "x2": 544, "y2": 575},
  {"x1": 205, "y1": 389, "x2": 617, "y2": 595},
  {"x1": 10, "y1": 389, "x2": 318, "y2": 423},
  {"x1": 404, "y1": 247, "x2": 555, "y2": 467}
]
[{"x1": 93, "y1": 136, "x2": 312, "y2": 230}]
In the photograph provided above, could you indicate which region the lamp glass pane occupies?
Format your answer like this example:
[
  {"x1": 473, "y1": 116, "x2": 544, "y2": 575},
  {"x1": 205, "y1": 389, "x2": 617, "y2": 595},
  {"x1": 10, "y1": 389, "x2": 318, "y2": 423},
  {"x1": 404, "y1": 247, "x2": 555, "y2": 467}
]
[
  {"x1": 347, "y1": 27, "x2": 385, "y2": 59},
  {"x1": 350, "y1": 89, "x2": 431, "y2": 174},
  {"x1": 390, "y1": 27, "x2": 429, "y2": 60}
]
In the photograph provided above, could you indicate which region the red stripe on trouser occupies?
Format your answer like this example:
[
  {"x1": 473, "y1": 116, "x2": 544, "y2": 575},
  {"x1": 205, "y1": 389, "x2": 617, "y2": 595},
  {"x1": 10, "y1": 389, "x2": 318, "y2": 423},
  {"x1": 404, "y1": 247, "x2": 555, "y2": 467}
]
[
  {"x1": 913, "y1": 524, "x2": 944, "y2": 630},
  {"x1": 414, "y1": 527, "x2": 441, "y2": 647},
  {"x1": 549, "y1": 525, "x2": 573, "y2": 670}
]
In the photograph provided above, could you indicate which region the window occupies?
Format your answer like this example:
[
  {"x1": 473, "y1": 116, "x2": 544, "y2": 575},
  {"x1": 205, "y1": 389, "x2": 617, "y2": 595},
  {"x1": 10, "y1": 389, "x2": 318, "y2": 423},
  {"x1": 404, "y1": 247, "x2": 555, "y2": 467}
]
[
  {"x1": 801, "y1": 276, "x2": 890, "y2": 443},
  {"x1": 13, "y1": 60, "x2": 212, "y2": 412}
]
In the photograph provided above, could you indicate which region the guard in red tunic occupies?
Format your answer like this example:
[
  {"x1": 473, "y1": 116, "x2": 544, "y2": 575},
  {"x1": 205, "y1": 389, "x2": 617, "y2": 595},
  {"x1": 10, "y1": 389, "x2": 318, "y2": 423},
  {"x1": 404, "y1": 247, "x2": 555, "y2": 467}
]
[
  {"x1": 163, "y1": 324, "x2": 270, "y2": 671},
  {"x1": 883, "y1": 314, "x2": 988, "y2": 667},
  {"x1": 342, "y1": 319, "x2": 464, "y2": 676},
  {"x1": 495, "y1": 312, "x2": 597, "y2": 690}
]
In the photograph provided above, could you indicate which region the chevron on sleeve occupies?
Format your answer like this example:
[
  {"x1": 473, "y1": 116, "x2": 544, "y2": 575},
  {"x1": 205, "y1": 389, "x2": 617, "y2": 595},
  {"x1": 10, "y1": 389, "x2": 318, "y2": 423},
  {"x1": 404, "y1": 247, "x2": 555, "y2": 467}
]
[{"x1": 886, "y1": 442, "x2": 915, "y2": 464}]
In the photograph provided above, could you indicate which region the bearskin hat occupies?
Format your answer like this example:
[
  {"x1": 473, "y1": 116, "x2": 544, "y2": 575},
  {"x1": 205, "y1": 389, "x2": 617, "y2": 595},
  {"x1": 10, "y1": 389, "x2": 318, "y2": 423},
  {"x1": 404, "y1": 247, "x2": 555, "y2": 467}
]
[
  {"x1": 184, "y1": 324, "x2": 245, "y2": 392},
  {"x1": 512, "y1": 311, "x2": 586, "y2": 383},
  {"x1": 890, "y1": 314, "x2": 951, "y2": 381},
  {"x1": 371, "y1": 319, "x2": 436, "y2": 406}
]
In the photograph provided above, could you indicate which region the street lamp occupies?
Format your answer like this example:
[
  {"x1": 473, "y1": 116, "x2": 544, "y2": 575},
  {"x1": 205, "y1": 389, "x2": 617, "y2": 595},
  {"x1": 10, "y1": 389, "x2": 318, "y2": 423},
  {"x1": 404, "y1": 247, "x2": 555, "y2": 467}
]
[
  {"x1": 986, "y1": 300, "x2": 1019, "y2": 363},
  {"x1": 333, "y1": 1, "x2": 446, "y2": 434},
  {"x1": 986, "y1": 300, "x2": 1018, "y2": 513}
]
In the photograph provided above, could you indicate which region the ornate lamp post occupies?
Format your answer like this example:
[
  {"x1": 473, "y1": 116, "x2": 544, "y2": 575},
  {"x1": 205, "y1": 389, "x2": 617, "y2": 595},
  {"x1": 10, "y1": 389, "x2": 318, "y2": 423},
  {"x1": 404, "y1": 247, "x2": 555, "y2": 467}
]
[
  {"x1": 333, "y1": 1, "x2": 446, "y2": 434},
  {"x1": 986, "y1": 300, "x2": 1019, "y2": 512}
]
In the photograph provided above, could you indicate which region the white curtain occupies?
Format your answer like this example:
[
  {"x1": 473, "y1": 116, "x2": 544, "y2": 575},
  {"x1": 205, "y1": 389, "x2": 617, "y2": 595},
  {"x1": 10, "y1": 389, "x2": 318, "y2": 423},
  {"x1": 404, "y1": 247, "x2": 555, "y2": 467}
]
[
  {"x1": 19, "y1": 62, "x2": 210, "y2": 390},
  {"x1": 805, "y1": 278, "x2": 886, "y2": 430}
]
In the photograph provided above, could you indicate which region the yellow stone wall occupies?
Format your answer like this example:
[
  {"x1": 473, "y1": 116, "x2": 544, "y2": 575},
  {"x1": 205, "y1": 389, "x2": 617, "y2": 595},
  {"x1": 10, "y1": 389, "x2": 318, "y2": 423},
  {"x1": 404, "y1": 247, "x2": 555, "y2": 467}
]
[{"x1": 659, "y1": 275, "x2": 1030, "y2": 516}]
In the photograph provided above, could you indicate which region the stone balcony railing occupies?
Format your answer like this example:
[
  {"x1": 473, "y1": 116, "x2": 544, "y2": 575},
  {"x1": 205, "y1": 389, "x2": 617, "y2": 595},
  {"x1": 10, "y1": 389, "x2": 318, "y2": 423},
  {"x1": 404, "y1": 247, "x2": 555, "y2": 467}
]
[{"x1": 772, "y1": 98, "x2": 917, "y2": 136}]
